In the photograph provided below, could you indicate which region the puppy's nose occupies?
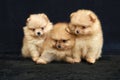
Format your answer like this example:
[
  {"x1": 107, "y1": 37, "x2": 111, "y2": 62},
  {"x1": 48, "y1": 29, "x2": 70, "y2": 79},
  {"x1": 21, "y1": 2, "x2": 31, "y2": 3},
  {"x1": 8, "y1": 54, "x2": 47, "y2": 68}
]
[
  {"x1": 37, "y1": 32, "x2": 41, "y2": 36},
  {"x1": 76, "y1": 30, "x2": 80, "y2": 34},
  {"x1": 57, "y1": 45, "x2": 61, "y2": 49}
]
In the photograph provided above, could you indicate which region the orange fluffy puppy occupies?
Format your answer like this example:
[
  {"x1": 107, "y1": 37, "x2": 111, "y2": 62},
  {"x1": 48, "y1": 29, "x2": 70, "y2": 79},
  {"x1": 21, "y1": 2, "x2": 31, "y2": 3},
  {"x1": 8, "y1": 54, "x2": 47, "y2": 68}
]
[
  {"x1": 36, "y1": 23, "x2": 75, "y2": 64},
  {"x1": 21, "y1": 13, "x2": 53, "y2": 62},
  {"x1": 69, "y1": 9, "x2": 103, "y2": 64}
]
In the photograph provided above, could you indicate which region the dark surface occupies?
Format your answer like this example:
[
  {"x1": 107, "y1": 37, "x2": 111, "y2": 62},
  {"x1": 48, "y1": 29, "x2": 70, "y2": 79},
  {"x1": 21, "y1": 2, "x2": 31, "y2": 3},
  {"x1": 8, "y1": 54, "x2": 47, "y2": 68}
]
[
  {"x1": 0, "y1": 0, "x2": 120, "y2": 53},
  {"x1": 0, "y1": 52, "x2": 120, "y2": 80}
]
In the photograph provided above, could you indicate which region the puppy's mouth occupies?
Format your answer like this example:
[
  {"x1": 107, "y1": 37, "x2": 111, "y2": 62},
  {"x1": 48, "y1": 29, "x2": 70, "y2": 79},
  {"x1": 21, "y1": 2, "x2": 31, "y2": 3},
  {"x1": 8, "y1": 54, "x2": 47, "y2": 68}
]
[
  {"x1": 36, "y1": 32, "x2": 45, "y2": 37},
  {"x1": 53, "y1": 46, "x2": 64, "y2": 51},
  {"x1": 53, "y1": 45, "x2": 70, "y2": 51},
  {"x1": 33, "y1": 33, "x2": 45, "y2": 38}
]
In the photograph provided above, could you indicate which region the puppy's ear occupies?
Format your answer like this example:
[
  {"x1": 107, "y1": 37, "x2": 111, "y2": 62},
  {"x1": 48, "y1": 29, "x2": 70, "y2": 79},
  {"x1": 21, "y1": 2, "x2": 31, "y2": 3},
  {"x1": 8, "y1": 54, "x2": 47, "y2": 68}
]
[
  {"x1": 65, "y1": 24, "x2": 71, "y2": 33},
  {"x1": 89, "y1": 13, "x2": 96, "y2": 23},
  {"x1": 39, "y1": 13, "x2": 49, "y2": 22},
  {"x1": 26, "y1": 14, "x2": 33, "y2": 22},
  {"x1": 26, "y1": 18, "x2": 31, "y2": 25},
  {"x1": 27, "y1": 18, "x2": 31, "y2": 22},
  {"x1": 70, "y1": 12, "x2": 76, "y2": 18},
  {"x1": 44, "y1": 22, "x2": 53, "y2": 33},
  {"x1": 65, "y1": 27, "x2": 71, "y2": 33}
]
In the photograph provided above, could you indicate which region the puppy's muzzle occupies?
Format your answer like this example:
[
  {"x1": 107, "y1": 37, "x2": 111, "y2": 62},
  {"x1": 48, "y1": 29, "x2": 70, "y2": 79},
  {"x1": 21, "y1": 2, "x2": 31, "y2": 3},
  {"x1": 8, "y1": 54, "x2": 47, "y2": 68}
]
[
  {"x1": 37, "y1": 32, "x2": 41, "y2": 36},
  {"x1": 57, "y1": 45, "x2": 61, "y2": 49},
  {"x1": 75, "y1": 30, "x2": 80, "y2": 34}
]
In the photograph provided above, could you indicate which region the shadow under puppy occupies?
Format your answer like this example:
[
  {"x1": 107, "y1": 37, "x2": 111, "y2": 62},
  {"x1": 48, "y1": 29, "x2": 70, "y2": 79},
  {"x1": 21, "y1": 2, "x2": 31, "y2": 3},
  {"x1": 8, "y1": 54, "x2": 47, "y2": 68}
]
[
  {"x1": 36, "y1": 23, "x2": 75, "y2": 64},
  {"x1": 21, "y1": 13, "x2": 53, "y2": 62},
  {"x1": 69, "y1": 9, "x2": 103, "y2": 64}
]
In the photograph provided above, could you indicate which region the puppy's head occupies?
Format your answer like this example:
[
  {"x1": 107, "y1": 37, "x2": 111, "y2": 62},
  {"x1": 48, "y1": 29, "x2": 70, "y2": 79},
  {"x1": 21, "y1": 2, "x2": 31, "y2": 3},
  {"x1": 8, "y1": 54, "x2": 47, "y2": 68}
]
[
  {"x1": 25, "y1": 13, "x2": 53, "y2": 37},
  {"x1": 69, "y1": 9, "x2": 98, "y2": 36},
  {"x1": 50, "y1": 23, "x2": 75, "y2": 50}
]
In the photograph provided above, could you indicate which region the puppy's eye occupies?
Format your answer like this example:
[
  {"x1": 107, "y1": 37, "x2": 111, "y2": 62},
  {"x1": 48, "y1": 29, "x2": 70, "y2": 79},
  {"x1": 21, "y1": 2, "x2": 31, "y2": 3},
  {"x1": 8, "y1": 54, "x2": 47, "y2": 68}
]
[
  {"x1": 74, "y1": 25, "x2": 77, "y2": 27},
  {"x1": 62, "y1": 40, "x2": 67, "y2": 43},
  {"x1": 41, "y1": 27, "x2": 44, "y2": 30},
  {"x1": 82, "y1": 26, "x2": 86, "y2": 29},
  {"x1": 32, "y1": 29, "x2": 35, "y2": 31},
  {"x1": 73, "y1": 25, "x2": 77, "y2": 28},
  {"x1": 54, "y1": 40, "x2": 57, "y2": 42}
]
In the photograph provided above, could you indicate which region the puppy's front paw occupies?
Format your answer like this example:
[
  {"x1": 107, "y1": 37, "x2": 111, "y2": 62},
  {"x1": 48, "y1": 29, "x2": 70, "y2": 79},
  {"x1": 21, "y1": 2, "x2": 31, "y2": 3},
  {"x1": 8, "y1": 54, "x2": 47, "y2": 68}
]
[
  {"x1": 32, "y1": 57, "x2": 39, "y2": 62},
  {"x1": 68, "y1": 59, "x2": 75, "y2": 64},
  {"x1": 86, "y1": 58, "x2": 96, "y2": 64},
  {"x1": 65, "y1": 57, "x2": 75, "y2": 64},
  {"x1": 36, "y1": 58, "x2": 47, "y2": 64},
  {"x1": 74, "y1": 58, "x2": 81, "y2": 63}
]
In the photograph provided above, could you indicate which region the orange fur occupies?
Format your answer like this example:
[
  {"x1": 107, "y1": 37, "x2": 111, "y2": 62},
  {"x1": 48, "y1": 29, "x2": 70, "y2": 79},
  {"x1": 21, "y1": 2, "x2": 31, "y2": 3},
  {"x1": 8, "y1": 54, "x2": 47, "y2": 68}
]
[{"x1": 36, "y1": 23, "x2": 75, "y2": 64}]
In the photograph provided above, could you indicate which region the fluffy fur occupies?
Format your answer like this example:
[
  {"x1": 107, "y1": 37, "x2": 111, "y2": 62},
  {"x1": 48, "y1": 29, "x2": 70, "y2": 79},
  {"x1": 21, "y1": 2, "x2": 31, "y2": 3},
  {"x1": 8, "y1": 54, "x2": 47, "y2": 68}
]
[
  {"x1": 69, "y1": 9, "x2": 103, "y2": 64},
  {"x1": 21, "y1": 13, "x2": 53, "y2": 62},
  {"x1": 36, "y1": 23, "x2": 75, "y2": 64}
]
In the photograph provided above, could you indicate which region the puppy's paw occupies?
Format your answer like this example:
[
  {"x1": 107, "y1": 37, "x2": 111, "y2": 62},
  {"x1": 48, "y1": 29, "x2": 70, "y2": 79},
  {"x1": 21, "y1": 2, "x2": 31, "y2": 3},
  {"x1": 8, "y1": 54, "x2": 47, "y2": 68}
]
[
  {"x1": 36, "y1": 58, "x2": 47, "y2": 64},
  {"x1": 32, "y1": 57, "x2": 39, "y2": 62},
  {"x1": 68, "y1": 59, "x2": 75, "y2": 64},
  {"x1": 22, "y1": 52, "x2": 30, "y2": 58},
  {"x1": 86, "y1": 58, "x2": 96, "y2": 64},
  {"x1": 65, "y1": 57, "x2": 75, "y2": 64},
  {"x1": 74, "y1": 58, "x2": 81, "y2": 63}
]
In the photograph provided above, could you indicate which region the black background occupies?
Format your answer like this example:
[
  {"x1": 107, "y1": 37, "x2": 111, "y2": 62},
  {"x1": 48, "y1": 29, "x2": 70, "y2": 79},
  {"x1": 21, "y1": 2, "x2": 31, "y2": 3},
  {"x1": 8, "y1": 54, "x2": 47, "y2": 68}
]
[{"x1": 0, "y1": 0, "x2": 120, "y2": 53}]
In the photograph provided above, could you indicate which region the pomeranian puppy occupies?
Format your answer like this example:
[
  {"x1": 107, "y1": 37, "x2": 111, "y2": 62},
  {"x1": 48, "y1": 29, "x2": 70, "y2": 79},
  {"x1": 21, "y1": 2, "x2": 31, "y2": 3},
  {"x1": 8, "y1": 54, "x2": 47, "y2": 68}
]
[
  {"x1": 21, "y1": 13, "x2": 53, "y2": 62},
  {"x1": 36, "y1": 23, "x2": 75, "y2": 64},
  {"x1": 68, "y1": 9, "x2": 103, "y2": 64}
]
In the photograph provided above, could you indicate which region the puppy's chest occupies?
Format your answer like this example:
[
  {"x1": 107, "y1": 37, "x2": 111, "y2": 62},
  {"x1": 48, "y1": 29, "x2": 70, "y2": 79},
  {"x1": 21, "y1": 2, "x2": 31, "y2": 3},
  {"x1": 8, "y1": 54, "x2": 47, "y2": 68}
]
[
  {"x1": 77, "y1": 36, "x2": 99, "y2": 47},
  {"x1": 53, "y1": 50, "x2": 71, "y2": 60},
  {"x1": 33, "y1": 39, "x2": 44, "y2": 47},
  {"x1": 76, "y1": 38, "x2": 92, "y2": 55},
  {"x1": 76, "y1": 38, "x2": 87, "y2": 48}
]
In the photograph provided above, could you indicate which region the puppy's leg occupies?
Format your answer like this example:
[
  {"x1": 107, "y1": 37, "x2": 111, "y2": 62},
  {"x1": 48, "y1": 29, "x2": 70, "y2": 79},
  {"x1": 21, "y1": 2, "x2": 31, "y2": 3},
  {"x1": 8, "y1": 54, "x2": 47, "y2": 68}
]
[
  {"x1": 73, "y1": 46, "x2": 81, "y2": 63},
  {"x1": 36, "y1": 51, "x2": 54, "y2": 64},
  {"x1": 64, "y1": 56, "x2": 74, "y2": 64},
  {"x1": 96, "y1": 49, "x2": 102, "y2": 60},
  {"x1": 96, "y1": 42, "x2": 103, "y2": 59},
  {"x1": 28, "y1": 45, "x2": 40, "y2": 62},
  {"x1": 21, "y1": 45, "x2": 30, "y2": 58},
  {"x1": 85, "y1": 48, "x2": 98, "y2": 64}
]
